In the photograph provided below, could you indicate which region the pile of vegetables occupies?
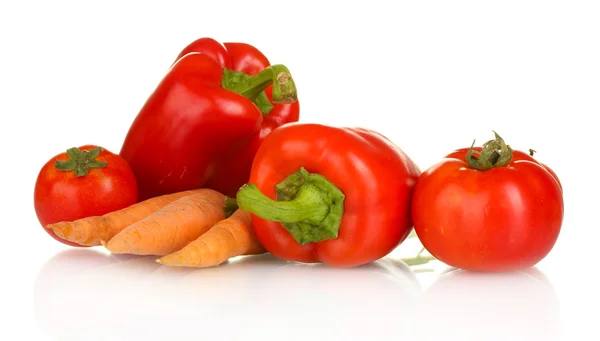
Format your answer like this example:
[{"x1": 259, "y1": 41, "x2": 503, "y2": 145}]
[{"x1": 33, "y1": 37, "x2": 564, "y2": 272}]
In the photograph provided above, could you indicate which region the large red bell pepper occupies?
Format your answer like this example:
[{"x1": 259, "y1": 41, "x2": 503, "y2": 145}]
[
  {"x1": 235, "y1": 123, "x2": 422, "y2": 268},
  {"x1": 173, "y1": 38, "x2": 301, "y2": 197},
  {"x1": 120, "y1": 38, "x2": 299, "y2": 201}
]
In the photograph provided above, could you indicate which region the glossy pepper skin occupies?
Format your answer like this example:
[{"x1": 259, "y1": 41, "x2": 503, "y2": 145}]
[
  {"x1": 173, "y1": 37, "x2": 301, "y2": 197},
  {"x1": 235, "y1": 123, "x2": 422, "y2": 268},
  {"x1": 120, "y1": 38, "x2": 299, "y2": 201}
]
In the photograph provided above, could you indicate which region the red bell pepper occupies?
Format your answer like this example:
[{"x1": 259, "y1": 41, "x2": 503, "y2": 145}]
[
  {"x1": 119, "y1": 38, "x2": 299, "y2": 201},
  {"x1": 171, "y1": 38, "x2": 301, "y2": 197},
  {"x1": 235, "y1": 123, "x2": 422, "y2": 268}
]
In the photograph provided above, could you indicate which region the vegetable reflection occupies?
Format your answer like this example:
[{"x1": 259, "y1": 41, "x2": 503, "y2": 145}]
[{"x1": 35, "y1": 250, "x2": 421, "y2": 341}]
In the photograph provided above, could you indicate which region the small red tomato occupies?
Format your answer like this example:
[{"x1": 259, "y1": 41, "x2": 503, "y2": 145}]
[
  {"x1": 34, "y1": 145, "x2": 138, "y2": 246},
  {"x1": 412, "y1": 132, "x2": 564, "y2": 272}
]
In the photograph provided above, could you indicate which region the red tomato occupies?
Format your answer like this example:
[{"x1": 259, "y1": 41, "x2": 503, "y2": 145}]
[
  {"x1": 412, "y1": 133, "x2": 564, "y2": 272},
  {"x1": 34, "y1": 145, "x2": 138, "y2": 247}
]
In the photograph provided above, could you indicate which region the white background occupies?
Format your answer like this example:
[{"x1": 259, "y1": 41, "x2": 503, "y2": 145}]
[{"x1": 1, "y1": 0, "x2": 598, "y2": 340}]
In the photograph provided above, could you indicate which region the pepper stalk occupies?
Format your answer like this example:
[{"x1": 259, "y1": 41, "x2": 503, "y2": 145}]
[
  {"x1": 236, "y1": 167, "x2": 345, "y2": 245},
  {"x1": 222, "y1": 65, "x2": 297, "y2": 115}
]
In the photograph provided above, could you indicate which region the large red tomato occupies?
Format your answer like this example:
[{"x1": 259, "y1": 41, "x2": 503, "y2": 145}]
[
  {"x1": 34, "y1": 145, "x2": 138, "y2": 247},
  {"x1": 412, "y1": 132, "x2": 564, "y2": 272}
]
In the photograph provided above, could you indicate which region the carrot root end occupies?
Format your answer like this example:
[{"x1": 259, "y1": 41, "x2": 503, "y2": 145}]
[{"x1": 100, "y1": 240, "x2": 109, "y2": 249}]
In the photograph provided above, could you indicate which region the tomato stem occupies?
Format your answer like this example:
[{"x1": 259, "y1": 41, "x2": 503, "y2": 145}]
[
  {"x1": 54, "y1": 147, "x2": 107, "y2": 177},
  {"x1": 236, "y1": 167, "x2": 345, "y2": 245},
  {"x1": 466, "y1": 131, "x2": 513, "y2": 171}
]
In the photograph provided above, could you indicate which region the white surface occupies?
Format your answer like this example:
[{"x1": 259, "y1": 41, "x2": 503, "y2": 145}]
[{"x1": 1, "y1": 1, "x2": 598, "y2": 340}]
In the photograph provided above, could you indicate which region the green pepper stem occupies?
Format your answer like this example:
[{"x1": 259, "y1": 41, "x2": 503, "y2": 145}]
[
  {"x1": 226, "y1": 64, "x2": 297, "y2": 103},
  {"x1": 236, "y1": 168, "x2": 345, "y2": 245},
  {"x1": 221, "y1": 65, "x2": 297, "y2": 115},
  {"x1": 466, "y1": 131, "x2": 514, "y2": 171},
  {"x1": 237, "y1": 184, "x2": 329, "y2": 223}
]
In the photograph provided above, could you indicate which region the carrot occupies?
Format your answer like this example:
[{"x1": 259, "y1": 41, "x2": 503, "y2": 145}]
[
  {"x1": 102, "y1": 188, "x2": 226, "y2": 256},
  {"x1": 156, "y1": 208, "x2": 266, "y2": 268},
  {"x1": 46, "y1": 189, "x2": 205, "y2": 246}
]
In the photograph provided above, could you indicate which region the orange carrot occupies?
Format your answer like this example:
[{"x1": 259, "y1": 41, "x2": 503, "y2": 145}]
[
  {"x1": 46, "y1": 189, "x2": 205, "y2": 246},
  {"x1": 102, "y1": 188, "x2": 226, "y2": 256},
  {"x1": 156, "y1": 208, "x2": 266, "y2": 268}
]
